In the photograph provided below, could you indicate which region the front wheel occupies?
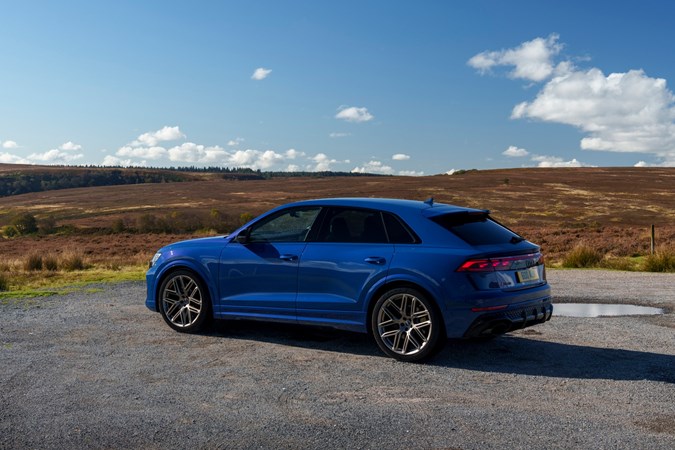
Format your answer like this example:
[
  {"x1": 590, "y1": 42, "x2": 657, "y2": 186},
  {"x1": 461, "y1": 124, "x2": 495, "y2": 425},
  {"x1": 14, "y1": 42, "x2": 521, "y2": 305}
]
[
  {"x1": 371, "y1": 288, "x2": 445, "y2": 362},
  {"x1": 158, "y1": 270, "x2": 211, "y2": 333}
]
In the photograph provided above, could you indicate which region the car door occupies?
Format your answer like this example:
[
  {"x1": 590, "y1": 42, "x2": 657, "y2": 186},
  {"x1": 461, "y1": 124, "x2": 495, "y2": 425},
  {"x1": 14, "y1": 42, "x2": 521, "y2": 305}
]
[
  {"x1": 217, "y1": 206, "x2": 321, "y2": 320},
  {"x1": 296, "y1": 207, "x2": 394, "y2": 329}
]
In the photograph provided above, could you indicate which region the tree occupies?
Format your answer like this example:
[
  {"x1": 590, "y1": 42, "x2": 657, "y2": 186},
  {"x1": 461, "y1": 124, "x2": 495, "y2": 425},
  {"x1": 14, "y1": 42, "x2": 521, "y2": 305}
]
[{"x1": 11, "y1": 213, "x2": 38, "y2": 235}]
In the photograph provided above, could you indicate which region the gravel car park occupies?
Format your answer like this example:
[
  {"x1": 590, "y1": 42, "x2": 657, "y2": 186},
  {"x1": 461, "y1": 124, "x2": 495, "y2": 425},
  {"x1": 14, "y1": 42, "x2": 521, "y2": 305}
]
[{"x1": 1, "y1": 270, "x2": 674, "y2": 449}]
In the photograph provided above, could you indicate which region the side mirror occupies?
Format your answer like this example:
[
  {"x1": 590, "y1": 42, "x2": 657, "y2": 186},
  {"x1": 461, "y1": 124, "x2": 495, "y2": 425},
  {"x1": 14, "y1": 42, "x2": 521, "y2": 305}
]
[{"x1": 234, "y1": 227, "x2": 251, "y2": 244}]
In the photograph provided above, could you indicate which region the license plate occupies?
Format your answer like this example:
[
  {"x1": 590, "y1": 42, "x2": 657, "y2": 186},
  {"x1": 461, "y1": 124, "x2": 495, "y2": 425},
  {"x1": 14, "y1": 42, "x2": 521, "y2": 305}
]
[{"x1": 516, "y1": 267, "x2": 539, "y2": 283}]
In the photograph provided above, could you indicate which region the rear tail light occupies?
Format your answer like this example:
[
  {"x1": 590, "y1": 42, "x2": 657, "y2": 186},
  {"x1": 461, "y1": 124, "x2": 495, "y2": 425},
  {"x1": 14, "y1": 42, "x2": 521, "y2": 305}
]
[{"x1": 457, "y1": 253, "x2": 543, "y2": 272}]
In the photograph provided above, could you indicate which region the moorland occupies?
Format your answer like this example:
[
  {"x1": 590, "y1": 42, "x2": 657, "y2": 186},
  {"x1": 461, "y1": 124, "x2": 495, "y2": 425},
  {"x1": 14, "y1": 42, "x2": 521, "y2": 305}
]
[{"x1": 1, "y1": 165, "x2": 674, "y2": 294}]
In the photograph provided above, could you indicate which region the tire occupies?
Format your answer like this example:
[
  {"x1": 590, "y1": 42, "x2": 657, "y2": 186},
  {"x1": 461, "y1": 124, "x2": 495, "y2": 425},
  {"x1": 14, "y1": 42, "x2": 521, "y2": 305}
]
[
  {"x1": 371, "y1": 288, "x2": 445, "y2": 362},
  {"x1": 158, "y1": 270, "x2": 211, "y2": 333}
]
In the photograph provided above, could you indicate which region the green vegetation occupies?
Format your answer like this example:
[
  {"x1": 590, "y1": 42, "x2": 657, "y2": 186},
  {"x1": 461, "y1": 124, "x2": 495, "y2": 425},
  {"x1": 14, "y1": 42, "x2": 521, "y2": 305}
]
[
  {"x1": 554, "y1": 244, "x2": 675, "y2": 273},
  {"x1": 11, "y1": 212, "x2": 38, "y2": 235},
  {"x1": 0, "y1": 169, "x2": 190, "y2": 197},
  {"x1": 24, "y1": 254, "x2": 43, "y2": 271},
  {"x1": 0, "y1": 262, "x2": 146, "y2": 301},
  {"x1": 561, "y1": 244, "x2": 603, "y2": 268},
  {"x1": 642, "y1": 248, "x2": 675, "y2": 272}
]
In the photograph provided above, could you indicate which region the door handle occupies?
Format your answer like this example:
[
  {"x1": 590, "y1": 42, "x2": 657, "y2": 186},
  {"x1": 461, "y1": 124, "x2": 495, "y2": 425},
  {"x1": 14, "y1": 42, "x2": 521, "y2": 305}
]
[
  {"x1": 279, "y1": 254, "x2": 298, "y2": 262},
  {"x1": 364, "y1": 256, "x2": 386, "y2": 265}
]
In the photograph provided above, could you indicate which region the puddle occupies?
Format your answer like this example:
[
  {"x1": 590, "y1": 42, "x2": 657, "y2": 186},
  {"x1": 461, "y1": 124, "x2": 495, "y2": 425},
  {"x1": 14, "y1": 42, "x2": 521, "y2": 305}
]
[{"x1": 554, "y1": 303, "x2": 664, "y2": 318}]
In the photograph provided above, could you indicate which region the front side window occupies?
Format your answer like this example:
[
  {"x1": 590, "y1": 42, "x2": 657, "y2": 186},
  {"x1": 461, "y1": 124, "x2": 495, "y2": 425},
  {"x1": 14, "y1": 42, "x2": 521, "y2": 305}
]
[{"x1": 249, "y1": 207, "x2": 321, "y2": 243}]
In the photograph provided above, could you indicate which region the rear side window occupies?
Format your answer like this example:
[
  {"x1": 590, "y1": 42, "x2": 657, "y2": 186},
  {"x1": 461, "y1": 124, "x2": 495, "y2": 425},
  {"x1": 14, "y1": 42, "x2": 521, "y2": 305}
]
[
  {"x1": 431, "y1": 212, "x2": 521, "y2": 246},
  {"x1": 317, "y1": 208, "x2": 388, "y2": 243},
  {"x1": 383, "y1": 213, "x2": 418, "y2": 244},
  {"x1": 314, "y1": 208, "x2": 418, "y2": 244}
]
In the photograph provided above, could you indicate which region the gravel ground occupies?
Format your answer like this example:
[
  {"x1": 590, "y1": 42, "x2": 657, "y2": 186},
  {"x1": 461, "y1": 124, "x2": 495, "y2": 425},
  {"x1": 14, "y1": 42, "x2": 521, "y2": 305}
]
[{"x1": 1, "y1": 269, "x2": 674, "y2": 449}]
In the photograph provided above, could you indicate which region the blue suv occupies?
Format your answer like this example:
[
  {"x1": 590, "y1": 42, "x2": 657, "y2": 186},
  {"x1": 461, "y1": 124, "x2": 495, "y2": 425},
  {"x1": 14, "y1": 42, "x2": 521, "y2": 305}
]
[{"x1": 146, "y1": 198, "x2": 552, "y2": 361}]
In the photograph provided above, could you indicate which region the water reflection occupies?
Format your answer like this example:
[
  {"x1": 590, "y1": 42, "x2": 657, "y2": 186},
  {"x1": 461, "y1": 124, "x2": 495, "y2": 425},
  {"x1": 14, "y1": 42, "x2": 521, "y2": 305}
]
[{"x1": 554, "y1": 303, "x2": 664, "y2": 318}]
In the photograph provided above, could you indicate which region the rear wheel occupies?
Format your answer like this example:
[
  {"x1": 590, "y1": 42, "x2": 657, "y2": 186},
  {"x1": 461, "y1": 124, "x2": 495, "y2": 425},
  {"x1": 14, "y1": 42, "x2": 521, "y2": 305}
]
[
  {"x1": 158, "y1": 270, "x2": 211, "y2": 333},
  {"x1": 371, "y1": 288, "x2": 444, "y2": 362}
]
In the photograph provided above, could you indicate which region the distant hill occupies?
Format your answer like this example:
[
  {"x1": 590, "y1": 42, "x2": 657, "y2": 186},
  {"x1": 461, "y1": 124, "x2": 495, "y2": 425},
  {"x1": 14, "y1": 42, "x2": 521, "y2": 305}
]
[{"x1": 0, "y1": 164, "x2": 384, "y2": 197}]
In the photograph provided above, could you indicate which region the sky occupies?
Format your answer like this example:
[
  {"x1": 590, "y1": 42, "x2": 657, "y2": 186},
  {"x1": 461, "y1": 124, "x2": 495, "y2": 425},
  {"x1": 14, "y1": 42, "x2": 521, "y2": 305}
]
[{"x1": 2, "y1": 0, "x2": 675, "y2": 175}]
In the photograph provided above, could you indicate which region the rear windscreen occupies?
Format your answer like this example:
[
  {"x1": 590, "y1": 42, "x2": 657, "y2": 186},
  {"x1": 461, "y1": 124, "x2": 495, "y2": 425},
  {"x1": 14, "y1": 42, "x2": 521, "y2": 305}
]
[{"x1": 430, "y1": 212, "x2": 521, "y2": 246}]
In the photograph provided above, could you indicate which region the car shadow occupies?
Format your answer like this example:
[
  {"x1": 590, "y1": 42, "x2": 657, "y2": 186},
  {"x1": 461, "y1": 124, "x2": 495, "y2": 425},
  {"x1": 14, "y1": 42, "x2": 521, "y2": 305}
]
[
  {"x1": 203, "y1": 320, "x2": 674, "y2": 384},
  {"x1": 431, "y1": 335, "x2": 675, "y2": 383}
]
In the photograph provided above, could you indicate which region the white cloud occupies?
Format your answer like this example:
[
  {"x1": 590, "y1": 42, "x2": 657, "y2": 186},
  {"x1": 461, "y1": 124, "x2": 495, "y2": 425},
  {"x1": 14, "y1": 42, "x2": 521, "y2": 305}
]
[
  {"x1": 392, "y1": 153, "x2": 410, "y2": 161},
  {"x1": 224, "y1": 149, "x2": 289, "y2": 170},
  {"x1": 136, "y1": 126, "x2": 185, "y2": 146},
  {"x1": 335, "y1": 106, "x2": 374, "y2": 123},
  {"x1": 101, "y1": 155, "x2": 145, "y2": 167},
  {"x1": 2, "y1": 140, "x2": 18, "y2": 149},
  {"x1": 311, "y1": 153, "x2": 341, "y2": 171},
  {"x1": 329, "y1": 132, "x2": 351, "y2": 138},
  {"x1": 502, "y1": 146, "x2": 530, "y2": 157},
  {"x1": 285, "y1": 149, "x2": 305, "y2": 159},
  {"x1": 512, "y1": 68, "x2": 675, "y2": 158},
  {"x1": 168, "y1": 143, "x2": 228, "y2": 164},
  {"x1": 117, "y1": 145, "x2": 167, "y2": 159},
  {"x1": 634, "y1": 160, "x2": 649, "y2": 167},
  {"x1": 398, "y1": 170, "x2": 424, "y2": 176},
  {"x1": 0, "y1": 152, "x2": 29, "y2": 164},
  {"x1": 531, "y1": 155, "x2": 594, "y2": 168},
  {"x1": 351, "y1": 160, "x2": 394, "y2": 174},
  {"x1": 251, "y1": 67, "x2": 272, "y2": 80},
  {"x1": 60, "y1": 141, "x2": 82, "y2": 151},
  {"x1": 473, "y1": 35, "x2": 675, "y2": 165},
  {"x1": 468, "y1": 34, "x2": 563, "y2": 82},
  {"x1": 28, "y1": 149, "x2": 84, "y2": 164},
  {"x1": 227, "y1": 137, "x2": 245, "y2": 146}
]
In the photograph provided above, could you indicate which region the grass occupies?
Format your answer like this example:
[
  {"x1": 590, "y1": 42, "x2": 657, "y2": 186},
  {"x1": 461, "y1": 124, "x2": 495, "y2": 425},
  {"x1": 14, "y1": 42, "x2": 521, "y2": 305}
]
[
  {"x1": 642, "y1": 248, "x2": 675, "y2": 272},
  {"x1": 560, "y1": 244, "x2": 603, "y2": 268},
  {"x1": 551, "y1": 244, "x2": 675, "y2": 273},
  {"x1": 0, "y1": 264, "x2": 147, "y2": 301}
]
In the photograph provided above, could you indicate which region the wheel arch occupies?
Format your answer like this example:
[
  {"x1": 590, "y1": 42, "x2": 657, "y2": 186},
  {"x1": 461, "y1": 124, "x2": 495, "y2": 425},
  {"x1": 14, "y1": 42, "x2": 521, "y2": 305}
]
[
  {"x1": 154, "y1": 260, "x2": 215, "y2": 313},
  {"x1": 366, "y1": 279, "x2": 446, "y2": 337}
]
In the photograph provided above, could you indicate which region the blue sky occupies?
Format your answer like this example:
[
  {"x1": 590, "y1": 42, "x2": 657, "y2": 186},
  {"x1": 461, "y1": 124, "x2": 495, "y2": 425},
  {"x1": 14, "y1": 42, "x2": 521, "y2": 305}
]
[{"x1": 2, "y1": 1, "x2": 675, "y2": 175}]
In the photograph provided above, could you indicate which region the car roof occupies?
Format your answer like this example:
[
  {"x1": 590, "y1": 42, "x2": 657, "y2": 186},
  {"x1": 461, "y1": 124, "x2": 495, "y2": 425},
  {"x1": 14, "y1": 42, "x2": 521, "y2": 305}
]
[{"x1": 281, "y1": 197, "x2": 485, "y2": 217}]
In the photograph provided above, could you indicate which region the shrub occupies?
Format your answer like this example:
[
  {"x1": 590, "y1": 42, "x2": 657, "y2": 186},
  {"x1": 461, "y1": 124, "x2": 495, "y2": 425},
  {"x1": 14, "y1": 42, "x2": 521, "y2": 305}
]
[
  {"x1": 0, "y1": 273, "x2": 9, "y2": 291},
  {"x1": 642, "y1": 248, "x2": 675, "y2": 273},
  {"x1": 44, "y1": 255, "x2": 59, "y2": 271},
  {"x1": 111, "y1": 218, "x2": 126, "y2": 233},
  {"x1": 24, "y1": 254, "x2": 43, "y2": 271},
  {"x1": 11, "y1": 213, "x2": 38, "y2": 235},
  {"x1": 3, "y1": 226, "x2": 19, "y2": 238},
  {"x1": 60, "y1": 252, "x2": 85, "y2": 271},
  {"x1": 39, "y1": 215, "x2": 58, "y2": 234},
  {"x1": 239, "y1": 212, "x2": 255, "y2": 226},
  {"x1": 561, "y1": 244, "x2": 602, "y2": 268}
]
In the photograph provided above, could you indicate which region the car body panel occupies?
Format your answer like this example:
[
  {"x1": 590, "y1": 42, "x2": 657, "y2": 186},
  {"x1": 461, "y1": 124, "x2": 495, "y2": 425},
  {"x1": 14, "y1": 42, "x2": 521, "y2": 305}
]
[
  {"x1": 216, "y1": 241, "x2": 306, "y2": 319},
  {"x1": 296, "y1": 242, "x2": 394, "y2": 329}
]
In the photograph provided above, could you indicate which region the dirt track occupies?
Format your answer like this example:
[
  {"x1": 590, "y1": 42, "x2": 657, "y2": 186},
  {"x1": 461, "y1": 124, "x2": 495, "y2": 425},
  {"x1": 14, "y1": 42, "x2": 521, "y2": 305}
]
[{"x1": 1, "y1": 269, "x2": 674, "y2": 449}]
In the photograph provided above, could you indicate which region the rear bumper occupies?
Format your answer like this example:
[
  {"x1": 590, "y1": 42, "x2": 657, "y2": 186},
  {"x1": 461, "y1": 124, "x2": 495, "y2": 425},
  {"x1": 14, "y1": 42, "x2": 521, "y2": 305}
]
[{"x1": 462, "y1": 297, "x2": 553, "y2": 338}]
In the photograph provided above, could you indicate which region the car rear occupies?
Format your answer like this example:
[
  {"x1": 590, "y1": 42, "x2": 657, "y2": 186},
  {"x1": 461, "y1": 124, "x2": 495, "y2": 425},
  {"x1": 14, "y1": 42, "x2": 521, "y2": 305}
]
[{"x1": 426, "y1": 208, "x2": 553, "y2": 339}]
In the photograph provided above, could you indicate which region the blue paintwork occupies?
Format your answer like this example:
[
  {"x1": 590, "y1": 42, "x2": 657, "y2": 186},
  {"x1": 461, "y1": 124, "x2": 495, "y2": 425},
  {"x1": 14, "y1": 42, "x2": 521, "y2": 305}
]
[{"x1": 146, "y1": 198, "x2": 552, "y2": 337}]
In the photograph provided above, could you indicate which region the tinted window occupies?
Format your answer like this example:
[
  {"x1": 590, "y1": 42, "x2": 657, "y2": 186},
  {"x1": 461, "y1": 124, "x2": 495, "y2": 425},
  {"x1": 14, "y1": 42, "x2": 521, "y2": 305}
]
[
  {"x1": 431, "y1": 212, "x2": 520, "y2": 245},
  {"x1": 317, "y1": 208, "x2": 388, "y2": 243},
  {"x1": 383, "y1": 213, "x2": 418, "y2": 244},
  {"x1": 249, "y1": 207, "x2": 321, "y2": 242}
]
